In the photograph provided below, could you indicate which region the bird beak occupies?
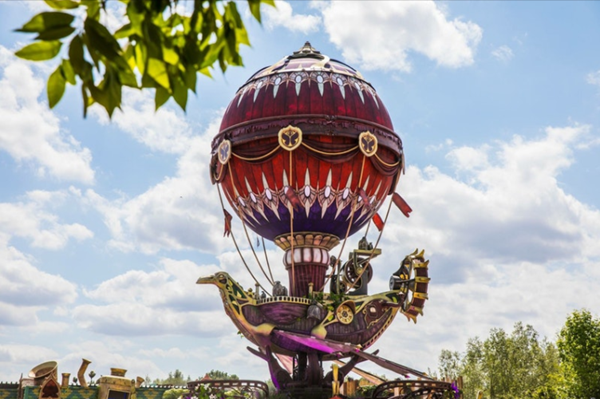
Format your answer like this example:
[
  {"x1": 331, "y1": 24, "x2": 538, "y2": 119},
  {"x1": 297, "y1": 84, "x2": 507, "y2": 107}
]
[{"x1": 196, "y1": 275, "x2": 216, "y2": 285}]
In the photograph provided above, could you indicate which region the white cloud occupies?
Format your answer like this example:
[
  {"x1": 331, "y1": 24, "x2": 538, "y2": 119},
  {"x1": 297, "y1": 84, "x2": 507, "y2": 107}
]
[
  {"x1": 138, "y1": 347, "x2": 192, "y2": 359},
  {"x1": 388, "y1": 125, "x2": 600, "y2": 269},
  {"x1": 82, "y1": 114, "x2": 228, "y2": 255},
  {"x1": 58, "y1": 341, "x2": 166, "y2": 382},
  {"x1": 0, "y1": 189, "x2": 88, "y2": 328},
  {"x1": 0, "y1": 190, "x2": 93, "y2": 250},
  {"x1": 0, "y1": 46, "x2": 95, "y2": 184},
  {"x1": 264, "y1": 1, "x2": 321, "y2": 34},
  {"x1": 91, "y1": 89, "x2": 194, "y2": 154},
  {"x1": 445, "y1": 144, "x2": 490, "y2": 172},
  {"x1": 0, "y1": 236, "x2": 78, "y2": 324},
  {"x1": 0, "y1": 344, "x2": 58, "y2": 364},
  {"x1": 491, "y1": 45, "x2": 514, "y2": 63},
  {"x1": 587, "y1": 70, "x2": 600, "y2": 87},
  {"x1": 83, "y1": 258, "x2": 221, "y2": 310},
  {"x1": 0, "y1": 343, "x2": 62, "y2": 382},
  {"x1": 73, "y1": 258, "x2": 230, "y2": 336},
  {"x1": 355, "y1": 124, "x2": 600, "y2": 373},
  {"x1": 318, "y1": 1, "x2": 482, "y2": 72}
]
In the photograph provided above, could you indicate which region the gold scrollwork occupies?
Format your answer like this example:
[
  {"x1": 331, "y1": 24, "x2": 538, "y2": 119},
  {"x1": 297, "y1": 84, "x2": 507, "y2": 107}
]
[
  {"x1": 358, "y1": 131, "x2": 378, "y2": 157},
  {"x1": 278, "y1": 125, "x2": 303, "y2": 151},
  {"x1": 218, "y1": 139, "x2": 232, "y2": 164}
]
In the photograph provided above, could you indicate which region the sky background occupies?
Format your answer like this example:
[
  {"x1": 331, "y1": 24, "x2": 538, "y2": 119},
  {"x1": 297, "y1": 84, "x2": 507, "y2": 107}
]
[{"x1": 1, "y1": 0, "x2": 600, "y2": 384}]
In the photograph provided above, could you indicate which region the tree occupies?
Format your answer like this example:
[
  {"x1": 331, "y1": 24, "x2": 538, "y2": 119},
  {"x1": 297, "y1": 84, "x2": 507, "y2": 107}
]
[
  {"x1": 14, "y1": 0, "x2": 274, "y2": 117},
  {"x1": 557, "y1": 309, "x2": 600, "y2": 399},
  {"x1": 154, "y1": 369, "x2": 190, "y2": 386},
  {"x1": 438, "y1": 349, "x2": 461, "y2": 381},
  {"x1": 205, "y1": 369, "x2": 239, "y2": 380},
  {"x1": 440, "y1": 323, "x2": 562, "y2": 399}
]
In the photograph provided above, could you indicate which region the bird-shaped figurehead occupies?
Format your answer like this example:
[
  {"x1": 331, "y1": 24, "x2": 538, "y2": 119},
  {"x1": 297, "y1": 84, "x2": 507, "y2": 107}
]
[{"x1": 196, "y1": 272, "x2": 275, "y2": 347}]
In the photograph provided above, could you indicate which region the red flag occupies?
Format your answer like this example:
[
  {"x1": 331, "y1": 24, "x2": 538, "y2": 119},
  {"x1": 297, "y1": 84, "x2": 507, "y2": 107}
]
[
  {"x1": 392, "y1": 193, "x2": 412, "y2": 218},
  {"x1": 372, "y1": 213, "x2": 384, "y2": 231},
  {"x1": 285, "y1": 187, "x2": 302, "y2": 211},
  {"x1": 223, "y1": 209, "x2": 233, "y2": 237}
]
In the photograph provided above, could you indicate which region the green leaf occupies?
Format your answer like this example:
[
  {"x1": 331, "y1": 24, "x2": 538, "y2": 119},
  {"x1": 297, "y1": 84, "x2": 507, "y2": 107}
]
[
  {"x1": 15, "y1": 40, "x2": 62, "y2": 61},
  {"x1": 82, "y1": 0, "x2": 101, "y2": 20},
  {"x1": 162, "y1": 46, "x2": 179, "y2": 65},
  {"x1": 236, "y1": 27, "x2": 250, "y2": 47},
  {"x1": 247, "y1": 0, "x2": 262, "y2": 23},
  {"x1": 117, "y1": 65, "x2": 138, "y2": 88},
  {"x1": 183, "y1": 66, "x2": 197, "y2": 93},
  {"x1": 44, "y1": 0, "x2": 79, "y2": 10},
  {"x1": 147, "y1": 57, "x2": 170, "y2": 90},
  {"x1": 114, "y1": 23, "x2": 135, "y2": 39},
  {"x1": 84, "y1": 18, "x2": 122, "y2": 60},
  {"x1": 93, "y1": 67, "x2": 121, "y2": 117},
  {"x1": 82, "y1": 32, "x2": 101, "y2": 68},
  {"x1": 35, "y1": 25, "x2": 75, "y2": 41},
  {"x1": 199, "y1": 67, "x2": 212, "y2": 79},
  {"x1": 154, "y1": 86, "x2": 170, "y2": 110},
  {"x1": 68, "y1": 35, "x2": 85, "y2": 73},
  {"x1": 171, "y1": 70, "x2": 187, "y2": 110},
  {"x1": 16, "y1": 11, "x2": 75, "y2": 33},
  {"x1": 141, "y1": 72, "x2": 157, "y2": 88},
  {"x1": 123, "y1": 44, "x2": 136, "y2": 70},
  {"x1": 134, "y1": 43, "x2": 146, "y2": 75},
  {"x1": 105, "y1": 69, "x2": 122, "y2": 117},
  {"x1": 61, "y1": 58, "x2": 76, "y2": 84},
  {"x1": 48, "y1": 64, "x2": 66, "y2": 108},
  {"x1": 82, "y1": 83, "x2": 92, "y2": 117}
]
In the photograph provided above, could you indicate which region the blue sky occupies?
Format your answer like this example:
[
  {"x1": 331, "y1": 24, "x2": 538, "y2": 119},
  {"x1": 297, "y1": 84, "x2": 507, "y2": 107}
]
[{"x1": 1, "y1": 0, "x2": 600, "y2": 383}]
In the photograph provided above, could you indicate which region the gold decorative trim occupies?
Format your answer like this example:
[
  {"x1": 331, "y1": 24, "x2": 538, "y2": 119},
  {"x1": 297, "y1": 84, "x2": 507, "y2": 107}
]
[
  {"x1": 274, "y1": 232, "x2": 340, "y2": 251},
  {"x1": 218, "y1": 139, "x2": 232, "y2": 164},
  {"x1": 278, "y1": 125, "x2": 302, "y2": 151},
  {"x1": 359, "y1": 131, "x2": 378, "y2": 157},
  {"x1": 336, "y1": 303, "x2": 354, "y2": 325},
  {"x1": 256, "y1": 296, "x2": 312, "y2": 305}
]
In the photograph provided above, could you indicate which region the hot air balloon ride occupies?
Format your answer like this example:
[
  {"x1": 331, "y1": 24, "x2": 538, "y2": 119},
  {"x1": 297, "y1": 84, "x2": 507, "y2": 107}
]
[{"x1": 198, "y1": 43, "x2": 455, "y2": 397}]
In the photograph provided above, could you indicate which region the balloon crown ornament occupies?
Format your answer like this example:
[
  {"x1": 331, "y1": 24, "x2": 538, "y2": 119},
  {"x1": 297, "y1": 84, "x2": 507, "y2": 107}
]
[{"x1": 200, "y1": 43, "x2": 458, "y2": 398}]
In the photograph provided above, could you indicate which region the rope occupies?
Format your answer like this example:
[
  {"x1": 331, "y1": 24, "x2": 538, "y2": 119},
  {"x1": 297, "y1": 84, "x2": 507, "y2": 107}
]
[
  {"x1": 301, "y1": 142, "x2": 359, "y2": 157},
  {"x1": 321, "y1": 155, "x2": 367, "y2": 292},
  {"x1": 227, "y1": 167, "x2": 274, "y2": 286},
  {"x1": 232, "y1": 144, "x2": 281, "y2": 162},
  {"x1": 288, "y1": 150, "x2": 295, "y2": 295},
  {"x1": 214, "y1": 162, "x2": 225, "y2": 182},
  {"x1": 345, "y1": 195, "x2": 394, "y2": 292},
  {"x1": 216, "y1": 184, "x2": 272, "y2": 296},
  {"x1": 261, "y1": 237, "x2": 275, "y2": 283},
  {"x1": 374, "y1": 153, "x2": 400, "y2": 168},
  {"x1": 364, "y1": 219, "x2": 372, "y2": 239}
]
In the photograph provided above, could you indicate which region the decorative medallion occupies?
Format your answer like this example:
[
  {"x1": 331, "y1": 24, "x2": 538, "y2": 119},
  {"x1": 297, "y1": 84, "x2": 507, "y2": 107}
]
[
  {"x1": 218, "y1": 139, "x2": 232, "y2": 164},
  {"x1": 359, "y1": 131, "x2": 378, "y2": 157},
  {"x1": 336, "y1": 303, "x2": 354, "y2": 325},
  {"x1": 278, "y1": 126, "x2": 303, "y2": 151}
]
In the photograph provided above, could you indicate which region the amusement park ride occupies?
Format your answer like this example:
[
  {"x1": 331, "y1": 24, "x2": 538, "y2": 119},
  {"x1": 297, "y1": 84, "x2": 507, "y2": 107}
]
[
  {"x1": 198, "y1": 43, "x2": 460, "y2": 398},
  {"x1": 0, "y1": 42, "x2": 460, "y2": 399}
]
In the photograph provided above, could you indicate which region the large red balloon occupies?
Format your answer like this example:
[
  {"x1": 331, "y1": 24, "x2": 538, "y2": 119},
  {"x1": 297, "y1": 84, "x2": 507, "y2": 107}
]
[{"x1": 211, "y1": 43, "x2": 403, "y2": 247}]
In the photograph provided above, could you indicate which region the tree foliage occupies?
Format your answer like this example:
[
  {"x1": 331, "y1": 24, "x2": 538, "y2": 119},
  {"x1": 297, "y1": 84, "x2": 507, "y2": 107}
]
[
  {"x1": 154, "y1": 369, "x2": 190, "y2": 386},
  {"x1": 206, "y1": 369, "x2": 239, "y2": 380},
  {"x1": 557, "y1": 309, "x2": 600, "y2": 399},
  {"x1": 438, "y1": 323, "x2": 562, "y2": 399},
  {"x1": 15, "y1": 0, "x2": 274, "y2": 117}
]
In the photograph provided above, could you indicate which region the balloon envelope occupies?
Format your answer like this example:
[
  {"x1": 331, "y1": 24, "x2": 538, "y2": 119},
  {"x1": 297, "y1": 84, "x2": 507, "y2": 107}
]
[{"x1": 211, "y1": 43, "x2": 403, "y2": 245}]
